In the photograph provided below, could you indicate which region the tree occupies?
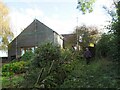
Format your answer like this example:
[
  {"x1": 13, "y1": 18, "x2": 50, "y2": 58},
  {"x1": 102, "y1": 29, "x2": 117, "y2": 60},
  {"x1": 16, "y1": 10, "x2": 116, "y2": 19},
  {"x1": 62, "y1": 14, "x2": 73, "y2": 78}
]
[
  {"x1": 66, "y1": 25, "x2": 100, "y2": 51},
  {"x1": 77, "y1": 0, "x2": 96, "y2": 14},
  {"x1": 94, "y1": 0, "x2": 120, "y2": 62},
  {"x1": 96, "y1": 33, "x2": 116, "y2": 58},
  {"x1": 104, "y1": 1, "x2": 120, "y2": 61},
  {"x1": 0, "y1": 1, "x2": 13, "y2": 50},
  {"x1": 112, "y1": 1, "x2": 120, "y2": 62},
  {"x1": 76, "y1": 25, "x2": 100, "y2": 50}
]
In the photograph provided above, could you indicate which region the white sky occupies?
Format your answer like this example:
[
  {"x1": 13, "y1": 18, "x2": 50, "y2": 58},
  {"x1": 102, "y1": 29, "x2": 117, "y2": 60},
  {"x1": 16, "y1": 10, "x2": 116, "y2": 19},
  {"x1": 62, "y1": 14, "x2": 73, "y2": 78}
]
[
  {"x1": 0, "y1": 0, "x2": 113, "y2": 57},
  {"x1": 4, "y1": 0, "x2": 113, "y2": 36}
]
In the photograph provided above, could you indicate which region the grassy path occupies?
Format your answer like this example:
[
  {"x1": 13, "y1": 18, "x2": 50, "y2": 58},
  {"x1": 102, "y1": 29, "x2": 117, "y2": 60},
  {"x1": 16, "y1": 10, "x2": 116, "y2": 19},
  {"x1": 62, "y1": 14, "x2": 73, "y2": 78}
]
[
  {"x1": 60, "y1": 58, "x2": 119, "y2": 88},
  {"x1": 2, "y1": 74, "x2": 24, "y2": 88}
]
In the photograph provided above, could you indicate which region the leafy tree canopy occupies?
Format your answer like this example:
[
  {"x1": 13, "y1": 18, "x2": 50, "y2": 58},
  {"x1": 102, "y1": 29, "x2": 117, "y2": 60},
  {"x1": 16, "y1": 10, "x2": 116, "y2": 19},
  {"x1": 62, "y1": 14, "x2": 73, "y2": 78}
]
[
  {"x1": 65, "y1": 25, "x2": 100, "y2": 50},
  {"x1": 77, "y1": 0, "x2": 96, "y2": 14},
  {"x1": 75, "y1": 25, "x2": 100, "y2": 49},
  {"x1": 0, "y1": 1, "x2": 13, "y2": 50}
]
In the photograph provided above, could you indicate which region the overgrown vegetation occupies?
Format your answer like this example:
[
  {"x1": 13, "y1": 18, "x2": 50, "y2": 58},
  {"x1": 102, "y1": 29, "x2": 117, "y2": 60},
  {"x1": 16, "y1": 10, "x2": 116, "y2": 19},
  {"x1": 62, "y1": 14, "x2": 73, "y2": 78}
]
[
  {"x1": 2, "y1": 60, "x2": 29, "y2": 88},
  {"x1": 112, "y1": 1, "x2": 120, "y2": 62},
  {"x1": 60, "y1": 58, "x2": 119, "y2": 88},
  {"x1": 2, "y1": 43, "x2": 120, "y2": 89},
  {"x1": 1, "y1": 0, "x2": 120, "y2": 89},
  {"x1": 2, "y1": 74, "x2": 24, "y2": 88},
  {"x1": 2, "y1": 60, "x2": 29, "y2": 76},
  {"x1": 18, "y1": 43, "x2": 74, "y2": 88},
  {"x1": 96, "y1": 33, "x2": 117, "y2": 59},
  {"x1": 21, "y1": 51, "x2": 34, "y2": 61}
]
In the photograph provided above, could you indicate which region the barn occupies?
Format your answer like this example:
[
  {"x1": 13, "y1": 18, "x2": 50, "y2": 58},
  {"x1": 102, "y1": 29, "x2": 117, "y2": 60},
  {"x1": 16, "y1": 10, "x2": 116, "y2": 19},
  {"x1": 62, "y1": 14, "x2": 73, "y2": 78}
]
[{"x1": 8, "y1": 19, "x2": 63, "y2": 60}]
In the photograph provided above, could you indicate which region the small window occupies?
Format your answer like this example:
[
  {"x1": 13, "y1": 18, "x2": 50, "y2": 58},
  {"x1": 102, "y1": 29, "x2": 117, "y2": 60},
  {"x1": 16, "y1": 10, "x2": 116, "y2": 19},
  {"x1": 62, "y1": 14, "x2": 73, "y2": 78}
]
[
  {"x1": 21, "y1": 48, "x2": 25, "y2": 56},
  {"x1": 21, "y1": 47, "x2": 35, "y2": 56},
  {"x1": 31, "y1": 47, "x2": 35, "y2": 52}
]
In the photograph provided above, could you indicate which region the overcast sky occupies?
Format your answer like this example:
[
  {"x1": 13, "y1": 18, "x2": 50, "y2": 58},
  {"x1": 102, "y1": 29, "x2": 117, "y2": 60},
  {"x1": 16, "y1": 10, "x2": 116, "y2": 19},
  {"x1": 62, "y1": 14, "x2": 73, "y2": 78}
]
[{"x1": 1, "y1": 0, "x2": 113, "y2": 57}]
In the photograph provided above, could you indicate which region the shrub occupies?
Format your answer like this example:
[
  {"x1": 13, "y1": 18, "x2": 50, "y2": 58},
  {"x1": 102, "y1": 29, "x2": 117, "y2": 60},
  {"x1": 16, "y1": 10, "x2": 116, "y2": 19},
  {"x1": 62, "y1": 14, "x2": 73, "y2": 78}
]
[
  {"x1": 61, "y1": 59, "x2": 77, "y2": 74},
  {"x1": 2, "y1": 61, "x2": 28, "y2": 76},
  {"x1": 96, "y1": 33, "x2": 117, "y2": 60},
  {"x1": 60, "y1": 49, "x2": 73, "y2": 64},
  {"x1": 32, "y1": 43, "x2": 61, "y2": 67},
  {"x1": 2, "y1": 72, "x2": 14, "y2": 77},
  {"x1": 21, "y1": 51, "x2": 34, "y2": 61},
  {"x1": 60, "y1": 48, "x2": 82, "y2": 63},
  {"x1": 19, "y1": 43, "x2": 68, "y2": 88}
]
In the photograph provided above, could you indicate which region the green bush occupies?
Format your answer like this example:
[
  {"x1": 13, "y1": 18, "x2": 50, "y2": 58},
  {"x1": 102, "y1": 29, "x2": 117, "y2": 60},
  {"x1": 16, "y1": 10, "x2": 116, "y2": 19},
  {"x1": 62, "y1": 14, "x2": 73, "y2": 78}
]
[
  {"x1": 60, "y1": 48, "x2": 82, "y2": 64},
  {"x1": 2, "y1": 72, "x2": 14, "y2": 77},
  {"x1": 32, "y1": 43, "x2": 61, "y2": 67},
  {"x1": 61, "y1": 59, "x2": 77, "y2": 74},
  {"x1": 21, "y1": 51, "x2": 34, "y2": 61},
  {"x1": 60, "y1": 49, "x2": 73, "y2": 64},
  {"x1": 19, "y1": 43, "x2": 68, "y2": 88},
  {"x1": 19, "y1": 43, "x2": 84, "y2": 88},
  {"x1": 2, "y1": 61, "x2": 28, "y2": 76},
  {"x1": 96, "y1": 33, "x2": 117, "y2": 60},
  {"x1": 2, "y1": 74, "x2": 24, "y2": 88}
]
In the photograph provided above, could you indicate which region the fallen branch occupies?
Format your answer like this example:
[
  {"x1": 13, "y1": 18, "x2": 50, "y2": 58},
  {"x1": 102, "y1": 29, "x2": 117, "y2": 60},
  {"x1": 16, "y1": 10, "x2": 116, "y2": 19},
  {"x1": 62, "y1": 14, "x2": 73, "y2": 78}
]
[{"x1": 34, "y1": 68, "x2": 44, "y2": 86}]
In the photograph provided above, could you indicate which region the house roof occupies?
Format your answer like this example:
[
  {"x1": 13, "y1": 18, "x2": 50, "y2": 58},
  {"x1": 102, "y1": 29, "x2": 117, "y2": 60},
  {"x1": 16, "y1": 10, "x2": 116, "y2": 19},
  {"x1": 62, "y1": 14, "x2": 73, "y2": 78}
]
[
  {"x1": 34, "y1": 19, "x2": 63, "y2": 39},
  {"x1": 62, "y1": 34, "x2": 75, "y2": 41},
  {"x1": 9, "y1": 19, "x2": 63, "y2": 45}
]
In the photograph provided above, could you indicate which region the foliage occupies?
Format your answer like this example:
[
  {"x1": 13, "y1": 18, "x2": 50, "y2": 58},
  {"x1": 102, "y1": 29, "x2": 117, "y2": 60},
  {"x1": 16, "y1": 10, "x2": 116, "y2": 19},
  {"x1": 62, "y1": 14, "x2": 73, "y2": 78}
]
[
  {"x1": 19, "y1": 43, "x2": 63, "y2": 88},
  {"x1": 32, "y1": 43, "x2": 61, "y2": 67},
  {"x1": 20, "y1": 66, "x2": 67, "y2": 88},
  {"x1": 2, "y1": 61, "x2": 28, "y2": 76},
  {"x1": 2, "y1": 48, "x2": 119, "y2": 88},
  {"x1": 102, "y1": 1, "x2": 120, "y2": 79},
  {"x1": 113, "y1": 1, "x2": 120, "y2": 62},
  {"x1": 0, "y1": 1, "x2": 13, "y2": 50},
  {"x1": 2, "y1": 58, "x2": 119, "y2": 88},
  {"x1": 61, "y1": 59, "x2": 78, "y2": 75},
  {"x1": 60, "y1": 49, "x2": 74, "y2": 63},
  {"x1": 77, "y1": 0, "x2": 96, "y2": 14},
  {"x1": 21, "y1": 51, "x2": 34, "y2": 61},
  {"x1": 65, "y1": 25, "x2": 100, "y2": 51},
  {"x1": 2, "y1": 74, "x2": 24, "y2": 88},
  {"x1": 96, "y1": 33, "x2": 117, "y2": 59},
  {"x1": 60, "y1": 58, "x2": 119, "y2": 88},
  {"x1": 76, "y1": 25, "x2": 100, "y2": 51},
  {"x1": 19, "y1": 43, "x2": 78, "y2": 88},
  {"x1": 104, "y1": 1, "x2": 120, "y2": 62},
  {"x1": 2, "y1": 42, "x2": 119, "y2": 88}
]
